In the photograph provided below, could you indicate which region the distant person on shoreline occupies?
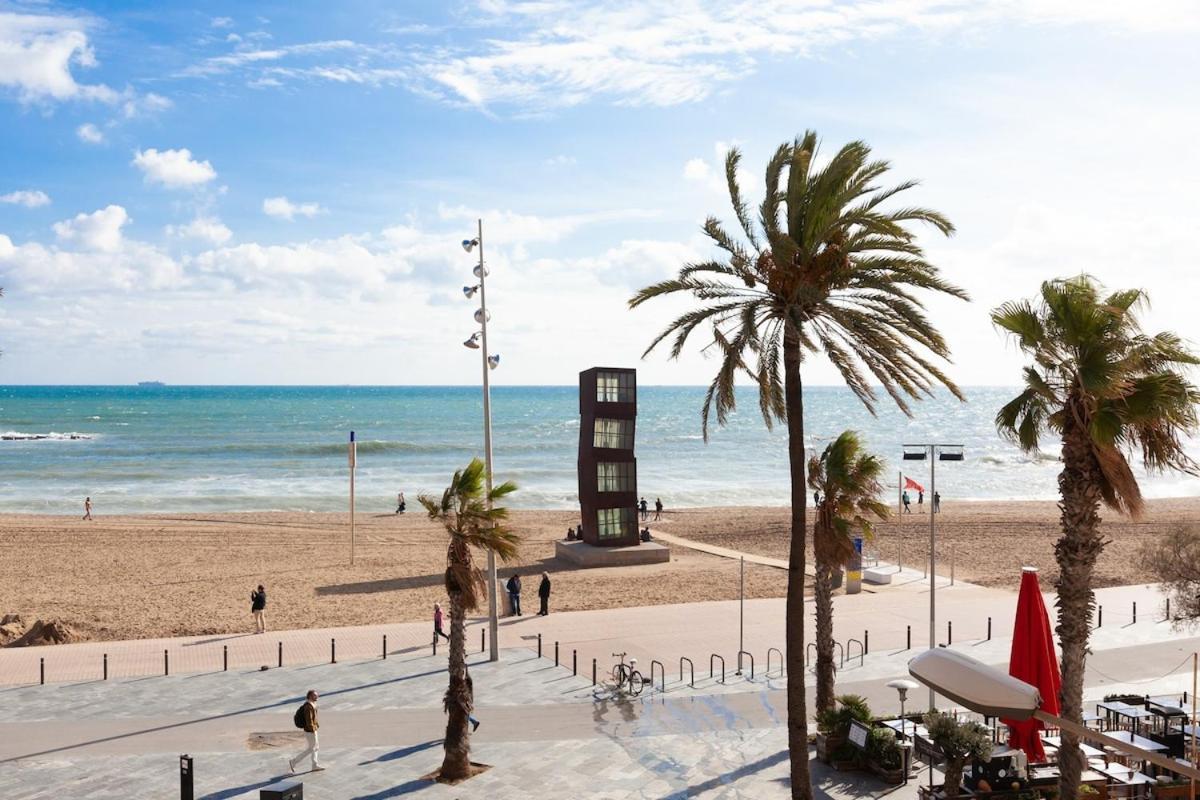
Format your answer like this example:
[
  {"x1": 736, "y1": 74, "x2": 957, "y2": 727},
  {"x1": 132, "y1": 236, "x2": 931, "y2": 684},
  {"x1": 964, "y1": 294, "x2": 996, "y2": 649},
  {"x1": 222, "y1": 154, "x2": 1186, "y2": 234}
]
[
  {"x1": 639, "y1": 497, "x2": 649, "y2": 521},
  {"x1": 902, "y1": 491, "x2": 911, "y2": 514},
  {"x1": 395, "y1": 491, "x2": 406, "y2": 514},
  {"x1": 289, "y1": 689, "x2": 323, "y2": 773},
  {"x1": 251, "y1": 584, "x2": 267, "y2": 633},
  {"x1": 918, "y1": 490, "x2": 924, "y2": 512},
  {"x1": 433, "y1": 602, "x2": 450, "y2": 644},
  {"x1": 933, "y1": 491, "x2": 941, "y2": 514},
  {"x1": 506, "y1": 574, "x2": 522, "y2": 616},
  {"x1": 538, "y1": 572, "x2": 551, "y2": 616},
  {"x1": 813, "y1": 491, "x2": 820, "y2": 508},
  {"x1": 654, "y1": 497, "x2": 663, "y2": 521},
  {"x1": 83, "y1": 497, "x2": 92, "y2": 521}
]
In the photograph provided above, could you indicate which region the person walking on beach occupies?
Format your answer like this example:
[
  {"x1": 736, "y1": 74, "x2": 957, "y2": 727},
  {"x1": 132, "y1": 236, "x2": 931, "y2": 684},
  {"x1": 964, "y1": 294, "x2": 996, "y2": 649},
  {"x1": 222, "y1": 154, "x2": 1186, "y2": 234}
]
[
  {"x1": 395, "y1": 491, "x2": 406, "y2": 514},
  {"x1": 506, "y1": 574, "x2": 522, "y2": 616},
  {"x1": 639, "y1": 497, "x2": 649, "y2": 521},
  {"x1": 250, "y1": 585, "x2": 267, "y2": 633},
  {"x1": 289, "y1": 690, "x2": 324, "y2": 773},
  {"x1": 918, "y1": 489, "x2": 924, "y2": 512},
  {"x1": 813, "y1": 490, "x2": 820, "y2": 508},
  {"x1": 653, "y1": 498, "x2": 663, "y2": 521},
  {"x1": 537, "y1": 572, "x2": 551, "y2": 616},
  {"x1": 902, "y1": 491, "x2": 911, "y2": 513},
  {"x1": 933, "y1": 491, "x2": 941, "y2": 514},
  {"x1": 82, "y1": 496, "x2": 92, "y2": 521},
  {"x1": 433, "y1": 602, "x2": 450, "y2": 644}
]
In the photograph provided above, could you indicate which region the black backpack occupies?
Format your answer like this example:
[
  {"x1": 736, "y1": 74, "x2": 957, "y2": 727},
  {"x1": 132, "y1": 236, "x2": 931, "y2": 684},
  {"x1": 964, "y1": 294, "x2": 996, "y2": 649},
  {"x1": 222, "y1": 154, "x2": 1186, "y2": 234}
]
[{"x1": 293, "y1": 704, "x2": 306, "y2": 729}]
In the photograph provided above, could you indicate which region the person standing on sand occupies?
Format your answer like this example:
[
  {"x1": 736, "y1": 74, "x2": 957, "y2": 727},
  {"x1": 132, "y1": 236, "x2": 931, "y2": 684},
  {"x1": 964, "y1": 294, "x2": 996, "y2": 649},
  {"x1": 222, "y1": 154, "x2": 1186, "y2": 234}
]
[
  {"x1": 506, "y1": 574, "x2": 522, "y2": 616},
  {"x1": 537, "y1": 572, "x2": 551, "y2": 616},
  {"x1": 433, "y1": 602, "x2": 450, "y2": 644},
  {"x1": 251, "y1": 585, "x2": 267, "y2": 633},
  {"x1": 933, "y1": 491, "x2": 941, "y2": 514},
  {"x1": 83, "y1": 497, "x2": 92, "y2": 520},
  {"x1": 289, "y1": 690, "x2": 324, "y2": 773},
  {"x1": 395, "y1": 491, "x2": 406, "y2": 514},
  {"x1": 639, "y1": 497, "x2": 649, "y2": 521},
  {"x1": 654, "y1": 498, "x2": 663, "y2": 521},
  {"x1": 918, "y1": 489, "x2": 924, "y2": 512},
  {"x1": 902, "y1": 491, "x2": 911, "y2": 513}
]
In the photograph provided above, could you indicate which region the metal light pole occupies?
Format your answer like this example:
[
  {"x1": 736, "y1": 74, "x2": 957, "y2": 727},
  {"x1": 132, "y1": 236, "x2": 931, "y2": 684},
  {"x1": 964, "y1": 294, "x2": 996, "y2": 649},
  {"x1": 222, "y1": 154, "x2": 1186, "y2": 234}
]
[
  {"x1": 349, "y1": 430, "x2": 356, "y2": 566},
  {"x1": 902, "y1": 442, "x2": 963, "y2": 709},
  {"x1": 737, "y1": 555, "x2": 745, "y2": 674},
  {"x1": 464, "y1": 220, "x2": 500, "y2": 663}
]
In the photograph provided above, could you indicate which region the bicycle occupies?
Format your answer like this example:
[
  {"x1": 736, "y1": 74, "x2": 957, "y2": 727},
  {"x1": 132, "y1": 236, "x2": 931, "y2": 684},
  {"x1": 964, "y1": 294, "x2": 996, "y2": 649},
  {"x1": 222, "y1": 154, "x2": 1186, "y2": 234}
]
[{"x1": 611, "y1": 652, "x2": 644, "y2": 696}]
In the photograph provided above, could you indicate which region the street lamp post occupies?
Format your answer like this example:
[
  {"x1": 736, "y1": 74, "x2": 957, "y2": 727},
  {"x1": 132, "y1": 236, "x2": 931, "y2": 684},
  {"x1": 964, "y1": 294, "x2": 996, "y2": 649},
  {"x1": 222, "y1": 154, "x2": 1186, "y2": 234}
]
[
  {"x1": 902, "y1": 442, "x2": 963, "y2": 709},
  {"x1": 463, "y1": 220, "x2": 501, "y2": 663}
]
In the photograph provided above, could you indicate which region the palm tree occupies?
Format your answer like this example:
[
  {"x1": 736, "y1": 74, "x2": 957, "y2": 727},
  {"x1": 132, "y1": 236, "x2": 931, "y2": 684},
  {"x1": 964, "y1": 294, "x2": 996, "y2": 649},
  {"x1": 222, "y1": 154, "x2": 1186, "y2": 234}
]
[
  {"x1": 419, "y1": 458, "x2": 520, "y2": 782},
  {"x1": 992, "y1": 276, "x2": 1199, "y2": 799},
  {"x1": 631, "y1": 132, "x2": 964, "y2": 799},
  {"x1": 807, "y1": 431, "x2": 888, "y2": 716}
]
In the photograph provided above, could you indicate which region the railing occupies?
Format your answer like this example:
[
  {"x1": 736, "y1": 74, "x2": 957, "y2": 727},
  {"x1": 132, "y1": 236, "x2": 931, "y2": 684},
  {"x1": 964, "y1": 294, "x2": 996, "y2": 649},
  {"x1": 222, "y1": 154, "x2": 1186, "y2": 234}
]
[
  {"x1": 736, "y1": 650, "x2": 754, "y2": 680},
  {"x1": 766, "y1": 647, "x2": 784, "y2": 677},
  {"x1": 650, "y1": 660, "x2": 665, "y2": 693},
  {"x1": 679, "y1": 656, "x2": 694, "y2": 687},
  {"x1": 710, "y1": 653, "x2": 725, "y2": 684}
]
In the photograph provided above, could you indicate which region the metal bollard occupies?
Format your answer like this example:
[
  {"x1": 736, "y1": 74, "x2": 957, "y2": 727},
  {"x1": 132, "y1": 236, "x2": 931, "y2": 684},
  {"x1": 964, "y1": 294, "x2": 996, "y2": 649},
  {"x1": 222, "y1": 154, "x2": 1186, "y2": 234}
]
[
  {"x1": 223, "y1": 645, "x2": 228, "y2": 672},
  {"x1": 180, "y1": 754, "x2": 194, "y2": 800},
  {"x1": 277, "y1": 641, "x2": 282, "y2": 668},
  {"x1": 433, "y1": 635, "x2": 437, "y2": 656},
  {"x1": 573, "y1": 649, "x2": 577, "y2": 676},
  {"x1": 103, "y1": 653, "x2": 108, "y2": 681},
  {"x1": 555, "y1": 641, "x2": 559, "y2": 667},
  {"x1": 1166, "y1": 598, "x2": 1171, "y2": 621},
  {"x1": 864, "y1": 630, "x2": 869, "y2": 656},
  {"x1": 481, "y1": 629, "x2": 485, "y2": 653},
  {"x1": 383, "y1": 634, "x2": 387, "y2": 659},
  {"x1": 906, "y1": 625, "x2": 911, "y2": 650},
  {"x1": 40, "y1": 657, "x2": 44, "y2": 685},
  {"x1": 592, "y1": 658, "x2": 597, "y2": 686},
  {"x1": 1098, "y1": 605, "x2": 1103, "y2": 628},
  {"x1": 538, "y1": 633, "x2": 542, "y2": 658},
  {"x1": 987, "y1": 617, "x2": 992, "y2": 641},
  {"x1": 1133, "y1": 601, "x2": 1137, "y2": 624},
  {"x1": 164, "y1": 649, "x2": 169, "y2": 676},
  {"x1": 947, "y1": 621, "x2": 952, "y2": 646},
  {"x1": 331, "y1": 638, "x2": 336, "y2": 664}
]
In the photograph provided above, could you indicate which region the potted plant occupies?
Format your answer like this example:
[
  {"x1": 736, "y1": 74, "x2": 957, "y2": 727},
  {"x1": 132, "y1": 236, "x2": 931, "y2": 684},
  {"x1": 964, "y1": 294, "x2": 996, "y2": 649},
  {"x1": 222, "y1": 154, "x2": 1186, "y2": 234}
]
[
  {"x1": 867, "y1": 726, "x2": 905, "y2": 784},
  {"x1": 924, "y1": 711, "x2": 994, "y2": 798},
  {"x1": 816, "y1": 694, "x2": 871, "y2": 762}
]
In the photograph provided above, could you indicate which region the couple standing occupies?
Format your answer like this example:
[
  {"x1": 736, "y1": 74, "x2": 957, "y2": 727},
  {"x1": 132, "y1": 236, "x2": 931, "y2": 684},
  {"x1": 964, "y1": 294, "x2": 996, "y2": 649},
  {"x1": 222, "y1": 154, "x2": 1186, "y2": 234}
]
[{"x1": 504, "y1": 572, "x2": 551, "y2": 616}]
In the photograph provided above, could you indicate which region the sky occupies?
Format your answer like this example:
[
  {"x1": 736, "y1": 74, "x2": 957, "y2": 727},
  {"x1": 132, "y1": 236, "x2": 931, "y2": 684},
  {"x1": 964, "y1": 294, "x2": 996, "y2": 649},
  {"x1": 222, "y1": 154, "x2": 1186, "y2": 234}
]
[{"x1": 0, "y1": 0, "x2": 1198, "y2": 387}]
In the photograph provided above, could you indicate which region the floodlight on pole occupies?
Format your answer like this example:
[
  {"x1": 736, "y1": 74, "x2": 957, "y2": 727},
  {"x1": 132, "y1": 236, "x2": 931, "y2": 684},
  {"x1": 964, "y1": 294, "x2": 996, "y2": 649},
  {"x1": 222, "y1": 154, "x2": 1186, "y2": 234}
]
[
  {"x1": 463, "y1": 332, "x2": 481, "y2": 349},
  {"x1": 462, "y1": 238, "x2": 478, "y2": 253},
  {"x1": 487, "y1": 354, "x2": 500, "y2": 370},
  {"x1": 463, "y1": 285, "x2": 479, "y2": 299},
  {"x1": 474, "y1": 308, "x2": 491, "y2": 324},
  {"x1": 908, "y1": 649, "x2": 1200, "y2": 781}
]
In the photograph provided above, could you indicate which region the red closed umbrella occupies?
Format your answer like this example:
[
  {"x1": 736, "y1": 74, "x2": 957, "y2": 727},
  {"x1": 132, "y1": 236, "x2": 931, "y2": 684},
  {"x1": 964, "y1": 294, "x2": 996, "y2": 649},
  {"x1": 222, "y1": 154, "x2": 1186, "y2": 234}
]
[{"x1": 1003, "y1": 567, "x2": 1061, "y2": 762}]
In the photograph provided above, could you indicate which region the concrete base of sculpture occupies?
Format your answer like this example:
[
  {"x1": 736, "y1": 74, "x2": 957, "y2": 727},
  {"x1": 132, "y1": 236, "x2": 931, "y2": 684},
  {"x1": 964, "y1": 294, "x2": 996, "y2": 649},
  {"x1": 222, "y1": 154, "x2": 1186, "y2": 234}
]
[{"x1": 554, "y1": 539, "x2": 670, "y2": 568}]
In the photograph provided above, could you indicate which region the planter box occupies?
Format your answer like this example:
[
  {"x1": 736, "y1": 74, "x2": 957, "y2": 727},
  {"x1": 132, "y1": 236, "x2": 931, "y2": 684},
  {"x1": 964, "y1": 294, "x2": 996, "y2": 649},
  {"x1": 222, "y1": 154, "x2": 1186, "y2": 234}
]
[
  {"x1": 869, "y1": 759, "x2": 905, "y2": 785},
  {"x1": 816, "y1": 733, "x2": 846, "y2": 763},
  {"x1": 832, "y1": 758, "x2": 859, "y2": 772},
  {"x1": 1154, "y1": 785, "x2": 1192, "y2": 799}
]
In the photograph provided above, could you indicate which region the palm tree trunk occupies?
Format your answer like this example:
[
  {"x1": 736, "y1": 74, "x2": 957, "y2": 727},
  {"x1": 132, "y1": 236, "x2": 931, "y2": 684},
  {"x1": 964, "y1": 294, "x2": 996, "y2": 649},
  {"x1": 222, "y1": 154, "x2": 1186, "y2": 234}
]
[
  {"x1": 813, "y1": 551, "x2": 836, "y2": 717},
  {"x1": 1055, "y1": 409, "x2": 1106, "y2": 800},
  {"x1": 783, "y1": 329, "x2": 814, "y2": 800},
  {"x1": 440, "y1": 589, "x2": 474, "y2": 781}
]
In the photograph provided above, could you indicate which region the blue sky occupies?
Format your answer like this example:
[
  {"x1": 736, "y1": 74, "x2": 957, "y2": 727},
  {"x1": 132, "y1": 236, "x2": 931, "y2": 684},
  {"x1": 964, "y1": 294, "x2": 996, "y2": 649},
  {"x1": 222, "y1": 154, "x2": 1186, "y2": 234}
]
[{"x1": 1, "y1": 0, "x2": 1198, "y2": 386}]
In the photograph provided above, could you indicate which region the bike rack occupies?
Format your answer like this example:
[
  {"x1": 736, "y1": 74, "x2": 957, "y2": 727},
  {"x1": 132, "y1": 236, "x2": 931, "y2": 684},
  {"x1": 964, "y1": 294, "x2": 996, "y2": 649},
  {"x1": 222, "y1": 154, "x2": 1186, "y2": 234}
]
[
  {"x1": 846, "y1": 638, "x2": 864, "y2": 666},
  {"x1": 650, "y1": 660, "x2": 665, "y2": 693},
  {"x1": 807, "y1": 640, "x2": 846, "y2": 668},
  {"x1": 766, "y1": 647, "x2": 784, "y2": 677},
  {"x1": 736, "y1": 650, "x2": 755, "y2": 680},
  {"x1": 710, "y1": 653, "x2": 726, "y2": 684},
  {"x1": 679, "y1": 656, "x2": 695, "y2": 687},
  {"x1": 805, "y1": 642, "x2": 816, "y2": 668}
]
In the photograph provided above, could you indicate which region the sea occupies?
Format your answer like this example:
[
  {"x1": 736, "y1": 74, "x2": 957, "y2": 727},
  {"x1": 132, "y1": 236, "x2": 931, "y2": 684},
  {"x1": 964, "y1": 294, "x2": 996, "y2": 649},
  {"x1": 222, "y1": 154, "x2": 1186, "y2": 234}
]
[{"x1": 1, "y1": 385, "x2": 1196, "y2": 514}]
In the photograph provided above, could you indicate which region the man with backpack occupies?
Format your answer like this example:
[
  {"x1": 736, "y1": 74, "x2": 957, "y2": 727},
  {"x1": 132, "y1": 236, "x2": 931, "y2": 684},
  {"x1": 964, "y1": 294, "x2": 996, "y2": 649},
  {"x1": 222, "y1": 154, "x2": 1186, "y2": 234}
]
[{"x1": 289, "y1": 690, "x2": 324, "y2": 773}]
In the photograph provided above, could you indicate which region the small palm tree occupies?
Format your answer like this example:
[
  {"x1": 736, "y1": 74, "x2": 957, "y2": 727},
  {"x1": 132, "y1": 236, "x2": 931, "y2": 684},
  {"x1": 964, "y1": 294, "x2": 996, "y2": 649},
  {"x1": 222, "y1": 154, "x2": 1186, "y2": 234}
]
[
  {"x1": 993, "y1": 276, "x2": 1199, "y2": 800},
  {"x1": 631, "y1": 132, "x2": 964, "y2": 800},
  {"x1": 807, "y1": 431, "x2": 888, "y2": 715},
  {"x1": 419, "y1": 458, "x2": 520, "y2": 782}
]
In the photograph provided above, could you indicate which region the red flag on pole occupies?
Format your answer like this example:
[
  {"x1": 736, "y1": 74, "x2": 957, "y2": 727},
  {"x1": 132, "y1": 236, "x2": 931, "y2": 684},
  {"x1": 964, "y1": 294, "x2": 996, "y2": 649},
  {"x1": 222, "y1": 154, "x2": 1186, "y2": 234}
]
[{"x1": 903, "y1": 476, "x2": 924, "y2": 493}]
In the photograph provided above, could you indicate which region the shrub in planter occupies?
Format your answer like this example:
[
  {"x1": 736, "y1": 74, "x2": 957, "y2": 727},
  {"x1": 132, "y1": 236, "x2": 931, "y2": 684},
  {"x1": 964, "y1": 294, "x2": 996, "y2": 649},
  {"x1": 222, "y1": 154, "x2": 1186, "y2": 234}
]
[
  {"x1": 816, "y1": 694, "x2": 872, "y2": 762},
  {"x1": 867, "y1": 727, "x2": 905, "y2": 783},
  {"x1": 831, "y1": 741, "x2": 861, "y2": 771},
  {"x1": 924, "y1": 711, "x2": 993, "y2": 799}
]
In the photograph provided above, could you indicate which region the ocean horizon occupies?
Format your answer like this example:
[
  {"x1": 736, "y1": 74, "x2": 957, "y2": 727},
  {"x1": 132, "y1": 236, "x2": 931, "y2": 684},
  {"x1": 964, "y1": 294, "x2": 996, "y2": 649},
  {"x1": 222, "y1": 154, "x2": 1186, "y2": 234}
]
[{"x1": 3, "y1": 384, "x2": 1197, "y2": 514}]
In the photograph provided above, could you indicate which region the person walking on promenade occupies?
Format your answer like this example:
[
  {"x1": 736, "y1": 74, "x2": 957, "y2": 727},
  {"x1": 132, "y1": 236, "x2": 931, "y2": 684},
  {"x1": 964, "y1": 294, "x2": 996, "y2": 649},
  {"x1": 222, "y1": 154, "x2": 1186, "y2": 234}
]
[
  {"x1": 395, "y1": 491, "x2": 406, "y2": 514},
  {"x1": 537, "y1": 572, "x2": 551, "y2": 616},
  {"x1": 902, "y1": 490, "x2": 912, "y2": 513},
  {"x1": 289, "y1": 690, "x2": 324, "y2": 773},
  {"x1": 639, "y1": 497, "x2": 649, "y2": 520},
  {"x1": 506, "y1": 573, "x2": 522, "y2": 616},
  {"x1": 813, "y1": 490, "x2": 820, "y2": 507},
  {"x1": 250, "y1": 584, "x2": 267, "y2": 633},
  {"x1": 933, "y1": 491, "x2": 941, "y2": 514},
  {"x1": 83, "y1": 496, "x2": 92, "y2": 521},
  {"x1": 917, "y1": 489, "x2": 924, "y2": 512},
  {"x1": 433, "y1": 602, "x2": 450, "y2": 644},
  {"x1": 654, "y1": 497, "x2": 663, "y2": 520}
]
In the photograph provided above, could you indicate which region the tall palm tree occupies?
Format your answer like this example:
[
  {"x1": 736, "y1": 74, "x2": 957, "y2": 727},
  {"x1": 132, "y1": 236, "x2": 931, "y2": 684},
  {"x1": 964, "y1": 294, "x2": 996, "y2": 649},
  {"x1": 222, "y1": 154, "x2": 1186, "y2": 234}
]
[
  {"x1": 807, "y1": 431, "x2": 889, "y2": 715},
  {"x1": 993, "y1": 276, "x2": 1199, "y2": 799},
  {"x1": 419, "y1": 458, "x2": 520, "y2": 782},
  {"x1": 631, "y1": 131, "x2": 965, "y2": 799}
]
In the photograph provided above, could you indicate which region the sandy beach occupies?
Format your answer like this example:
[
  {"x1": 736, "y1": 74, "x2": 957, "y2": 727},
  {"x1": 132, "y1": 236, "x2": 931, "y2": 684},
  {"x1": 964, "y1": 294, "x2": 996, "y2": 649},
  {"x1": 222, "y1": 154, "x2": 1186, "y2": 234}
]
[{"x1": 1, "y1": 497, "x2": 1194, "y2": 644}]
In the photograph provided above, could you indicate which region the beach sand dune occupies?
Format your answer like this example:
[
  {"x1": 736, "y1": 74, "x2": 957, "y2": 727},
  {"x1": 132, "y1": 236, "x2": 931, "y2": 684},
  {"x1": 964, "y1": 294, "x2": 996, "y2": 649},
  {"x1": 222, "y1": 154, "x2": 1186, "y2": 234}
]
[{"x1": 0, "y1": 498, "x2": 1192, "y2": 644}]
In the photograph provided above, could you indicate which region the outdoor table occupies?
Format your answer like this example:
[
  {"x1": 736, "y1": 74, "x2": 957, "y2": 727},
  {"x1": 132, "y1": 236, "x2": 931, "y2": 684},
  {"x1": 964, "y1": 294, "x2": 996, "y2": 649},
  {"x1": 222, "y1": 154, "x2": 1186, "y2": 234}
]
[
  {"x1": 1091, "y1": 763, "x2": 1155, "y2": 800},
  {"x1": 1104, "y1": 731, "x2": 1169, "y2": 752},
  {"x1": 1097, "y1": 702, "x2": 1156, "y2": 736},
  {"x1": 881, "y1": 718, "x2": 927, "y2": 741},
  {"x1": 1042, "y1": 735, "x2": 1105, "y2": 758}
]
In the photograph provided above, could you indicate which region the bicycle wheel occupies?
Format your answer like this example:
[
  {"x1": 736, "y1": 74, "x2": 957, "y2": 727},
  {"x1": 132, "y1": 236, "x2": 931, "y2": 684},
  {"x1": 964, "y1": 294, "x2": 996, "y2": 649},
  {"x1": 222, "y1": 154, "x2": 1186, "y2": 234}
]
[
  {"x1": 612, "y1": 663, "x2": 629, "y2": 686},
  {"x1": 628, "y1": 670, "x2": 644, "y2": 696}
]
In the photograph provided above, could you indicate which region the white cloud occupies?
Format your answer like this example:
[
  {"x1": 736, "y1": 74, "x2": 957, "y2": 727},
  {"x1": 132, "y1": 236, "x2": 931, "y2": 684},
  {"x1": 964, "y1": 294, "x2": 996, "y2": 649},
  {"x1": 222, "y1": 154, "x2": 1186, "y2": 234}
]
[
  {"x1": 544, "y1": 154, "x2": 576, "y2": 166},
  {"x1": 123, "y1": 92, "x2": 172, "y2": 119},
  {"x1": 132, "y1": 148, "x2": 217, "y2": 189},
  {"x1": 166, "y1": 216, "x2": 233, "y2": 245},
  {"x1": 52, "y1": 205, "x2": 129, "y2": 252},
  {"x1": 682, "y1": 158, "x2": 709, "y2": 181},
  {"x1": 211, "y1": 17, "x2": 234, "y2": 28},
  {"x1": 76, "y1": 122, "x2": 104, "y2": 143},
  {"x1": 263, "y1": 196, "x2": 324, "y2": 221},
  {"x1": 0, "y1": 189, "x2": 51, "y2": 208},
  {"x1": 0, "y1": 12, "x2": 119, "y2": 103}
]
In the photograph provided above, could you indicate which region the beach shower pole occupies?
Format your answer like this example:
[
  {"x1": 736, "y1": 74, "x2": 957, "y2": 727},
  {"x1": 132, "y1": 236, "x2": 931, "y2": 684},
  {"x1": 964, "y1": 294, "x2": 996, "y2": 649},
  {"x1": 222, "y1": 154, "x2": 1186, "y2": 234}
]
[
  {"x1": 737, "y1": 556, "x2": 745, "y2": 675},
  {"x1": 349, "y1": 431, "x2": 356, "y2": 566}
]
